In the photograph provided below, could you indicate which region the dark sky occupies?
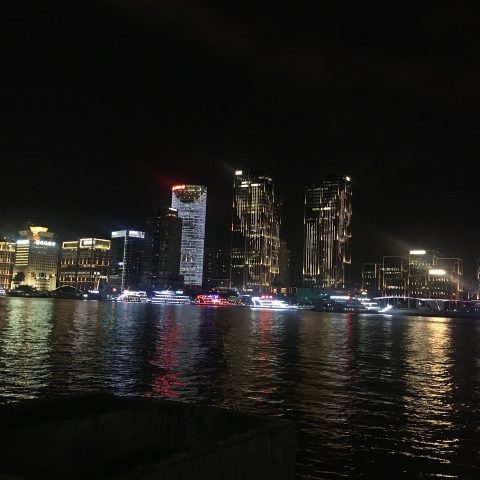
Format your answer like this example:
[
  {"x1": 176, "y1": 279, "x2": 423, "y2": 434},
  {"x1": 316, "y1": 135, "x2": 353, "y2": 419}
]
[{"x1": 2, "y1": 1, "x2": 480, "y2": 287}]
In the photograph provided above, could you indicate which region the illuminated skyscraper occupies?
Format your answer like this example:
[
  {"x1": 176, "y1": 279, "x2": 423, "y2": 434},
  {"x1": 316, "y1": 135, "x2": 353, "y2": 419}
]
[
  {"x1": 11, "y1": 226, "x2": 58, "y2": 291},
  {"x1": 303, "y1": 176, "x2": 352, "y2": 288},
  {"x1": 142, "y1": 207, "x2": 183, "y2": 290},
  {"x1": 230, "y1": 170, "x2": 281, "y2": 292},
  {"x1": 109, "y1": 230, "x2": 144, "y2": 292},
  {"x1": 59, "y1": 238, "x2": 110, "y2": 292},
  {"x1": 171, "y1": 185, "x2": 207, "y2": 287},
  {"x1": 0, "y1": 239, "x2": 15, "y2": 291}
]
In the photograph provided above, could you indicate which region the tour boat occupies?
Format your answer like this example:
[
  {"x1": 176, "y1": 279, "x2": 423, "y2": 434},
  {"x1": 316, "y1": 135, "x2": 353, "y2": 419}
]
[
  {"x1": 194, "y1": 294, "x2": 233, "y2": 306},
  {"x1": 250, "y1": 295, "x2": 297, "y2": 310},
  {"x1": 115, "y1": 291, "x2": 148, "y2": 303},
  {"x1": 151, "y1": 290, "x2": 192, "y2": 305}
]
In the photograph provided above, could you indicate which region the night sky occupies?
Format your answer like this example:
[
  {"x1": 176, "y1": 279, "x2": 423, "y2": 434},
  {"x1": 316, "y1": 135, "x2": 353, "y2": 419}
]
[{"x1": 3, "y1": 1, "x2": 480, "y2": 287}]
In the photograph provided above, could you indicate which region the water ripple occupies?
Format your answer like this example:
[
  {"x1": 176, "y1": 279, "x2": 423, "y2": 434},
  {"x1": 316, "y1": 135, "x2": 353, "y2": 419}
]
[{"x1": 1, "y1": 299, "x2": 480, "y2": 478}]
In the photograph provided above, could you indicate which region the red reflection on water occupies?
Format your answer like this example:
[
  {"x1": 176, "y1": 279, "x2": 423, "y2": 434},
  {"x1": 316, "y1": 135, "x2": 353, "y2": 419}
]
[{"x1": 146, "y1": 316, "x2": 184, "y2": 399}]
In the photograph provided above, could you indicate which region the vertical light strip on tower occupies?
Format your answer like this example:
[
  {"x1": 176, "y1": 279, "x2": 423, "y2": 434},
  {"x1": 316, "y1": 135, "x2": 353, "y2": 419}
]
[
  {"x1": 230, "y1": 171, "x2": 281, "y2": 292},
  {"x1": 303, "y1": 175, "x2": 352, "y2": 289}
]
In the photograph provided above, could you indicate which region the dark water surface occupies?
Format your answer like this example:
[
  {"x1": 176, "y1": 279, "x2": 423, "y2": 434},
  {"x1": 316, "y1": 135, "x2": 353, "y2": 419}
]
[{"x1": 1, "y1": 298, "x2": 479, "y2": 479}]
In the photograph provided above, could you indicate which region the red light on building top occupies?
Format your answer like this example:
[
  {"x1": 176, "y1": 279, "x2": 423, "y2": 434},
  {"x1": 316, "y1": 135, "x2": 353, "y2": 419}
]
[{"x1": 172, "y1": 185, "x2": 186, "y2": 191}]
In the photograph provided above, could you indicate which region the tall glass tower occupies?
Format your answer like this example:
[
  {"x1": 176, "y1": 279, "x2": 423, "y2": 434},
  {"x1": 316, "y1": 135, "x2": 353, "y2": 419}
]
[
  {"x1": 109, "y1": 230, "x2": 145, "y2": 292},
  {"x1": 303, "y1": 175, "x2": 352, "y2": 288},
  {"x1": 230, "y1": 170, "x2": 281, "y2": 292},
  {"x1": 171, "y1": 185, "x2": 207, "y2": 287}
]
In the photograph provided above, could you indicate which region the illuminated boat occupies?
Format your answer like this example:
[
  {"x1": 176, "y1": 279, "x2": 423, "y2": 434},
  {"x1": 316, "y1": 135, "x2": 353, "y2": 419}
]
[
  {"x1": 151, "y1": 290, "x2": 192, "y2": 305},
  {"x1": 195, "y1": 294, "x2": 233, "y2": 306},
  {"x1": 358, "y1": 298, "x2": 380, "y2": 313},
  {"x1": 115, "y1": 291, "x2": 148, "y2": 303},
  {"x1": 250, "y1": 295, "x2": 297, "y2": 310}
]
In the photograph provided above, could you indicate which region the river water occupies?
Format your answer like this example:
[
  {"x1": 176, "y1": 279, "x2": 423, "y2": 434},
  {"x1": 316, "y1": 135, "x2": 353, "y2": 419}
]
[{"x1": 0, "y1": 297, "x2": 479, "y2": 479}]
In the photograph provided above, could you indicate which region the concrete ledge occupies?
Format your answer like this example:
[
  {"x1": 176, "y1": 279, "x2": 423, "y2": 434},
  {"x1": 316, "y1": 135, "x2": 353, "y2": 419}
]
[{"x1": 0, "y1": 394, "x2": 296, "y2": 479}]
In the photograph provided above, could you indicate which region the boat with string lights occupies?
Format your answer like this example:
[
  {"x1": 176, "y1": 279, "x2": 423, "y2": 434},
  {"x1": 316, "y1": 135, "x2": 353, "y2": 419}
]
[
  {"x1": 151, "y1": 290, "x2": 192, "y2": 305},
  {"x1": 115, "y1": 290, "x2": 148, "y2": 303},
  {"x1": 250, "y1": 295, "x2": 297, "y2": 310},
  {"x1": 194, "y1": 294, "x2": 234, "y2": 306}
]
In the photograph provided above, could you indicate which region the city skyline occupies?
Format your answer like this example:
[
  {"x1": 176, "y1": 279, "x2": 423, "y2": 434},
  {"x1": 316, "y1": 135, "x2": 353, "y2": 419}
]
[
  {"x1": 2, "y1": 173, "x2": 479, "y2": 293},
  {"x1": 3, "y1": 2, "x2": 480, "y2": 286}
]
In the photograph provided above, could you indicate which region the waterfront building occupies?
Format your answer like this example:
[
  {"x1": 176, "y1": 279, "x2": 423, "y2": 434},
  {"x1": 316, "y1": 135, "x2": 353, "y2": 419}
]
[
  {"x1": 428, "y1": 257, "x2": 463, "y2": 299},
  {"x1": 11, "y1": 226, "x2": 58, "y2": 291},
  {"x1": 361, "y1": 263, "x2": 382, "y2": 297},
  {"x1": 108, "y1": 230, "x2": 144, "y2": 292},
  {"x1": 408, "y1": 249, "x2": 439, "y2": 298},
  {"x1": 171, "y1": 185, "x2": 207, "y2": 288},
  {"x1": 142, "y1": 207, "x2": 183, "y2": 291},
  {"x1": 230, "y1": 170, "x2": 281, "y2": 292},
  {"x1": 59, "y1": 238, "x2": 110, "y2": 292},
  {"x1": 303, "y1": 175, "x2": 352, "y2": 289},
  {"x1": 203, "y1": 248, "x2": 230, "y2": 291},
  {"x1": 382, "y1": 256, "x2": 408, "y2": 296},
  {"x1": 0, "y1": 239, "x2": 16, "y2": 291}
]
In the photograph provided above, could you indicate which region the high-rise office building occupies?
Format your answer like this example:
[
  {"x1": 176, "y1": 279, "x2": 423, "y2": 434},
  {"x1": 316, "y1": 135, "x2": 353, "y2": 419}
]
[
  {"x1": 109, "y1": 230, "x2": 144, "y2": 292},
  {"x1": 171, "y1": 185, "x2": 207, "y2": 288},
  {"x1": 303, "y1": 175, "x2": 352, "y2": 289},
  {"x1": 428, "y1": 257, "x2": 463, "y2": 300},
  {"x1": 382, "y1": 256, "x2": 408, "y2": 296},
  {"x1": 0, "y1": 239, "x2": 16, "y2": 291},
  {"x1": 59, "y1": 238, "x2": 111, "y2": 292},
  {"x1": 408, "y1": 249, "x2": 438, "y2": 298},
  {"x1": 361, "y1": 263, "x2": 382, "y2": 297},
  {"x1": 230, "y1": 170, "x2": 281, "y2": 292},
  {"x1": 11, "y1": 226, "x2": 58, "y2": 291},
  {"x1": 142, "y1": 207, "x2": 183, "y2": 290},
  {"x1": 203, "y1": 248, "x2": 230, "y2": 290}
]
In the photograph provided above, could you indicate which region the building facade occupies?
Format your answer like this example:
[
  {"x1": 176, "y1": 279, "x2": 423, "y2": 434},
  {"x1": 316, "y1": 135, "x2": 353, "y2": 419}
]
[
  {"x1": 230, "y1": 170, "x2": 281, "y2": 292},
  {"x1": 171, "y1": 185, "x2": 207, "y2": 288},
  {"x1": 142, "y1": 207, "x2": 183, "y2": 291},
  {"x1": 108, "y1": 230, "x2": 144, "y2": 292},
  {"x1": 0, "y1": 239, "x2": 16, "y2": 291},
  {"x1": 11, "y1": 226, "x2": 58, "y2": 292},
  {"x1": 303, "y1": 175, "x2": 352, "y2": 289},
  {"x1": 361, "y1": 263, "x2": 382, "y2": 297},
  {"x1": 59, "y1": 238, "x2": 110, "y2": 292},
  {"x1": 408, "y1": 249, "x2": 439, "y2": 298},
  {"x1": 203, "y1": 248, "x2": 230, "y2": 291},
  {"x1": 427, "y1": 257, "x2": 463, "y2": 299},
  {"x1": 382, "y1": 256, "x2": 408, "y2": 296}
]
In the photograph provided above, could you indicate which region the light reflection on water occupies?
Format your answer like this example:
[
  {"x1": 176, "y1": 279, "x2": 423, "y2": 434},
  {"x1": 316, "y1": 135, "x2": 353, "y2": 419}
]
[{"x1": 0, "y1": 298, "x2": 479, "y2": 479}]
